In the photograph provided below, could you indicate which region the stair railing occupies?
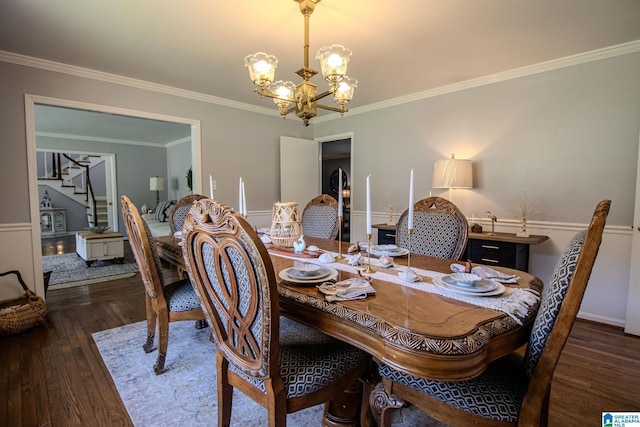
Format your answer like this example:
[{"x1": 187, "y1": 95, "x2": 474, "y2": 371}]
[{"x1": 61, "y1": 154, "x2": 97, "y2": 226}]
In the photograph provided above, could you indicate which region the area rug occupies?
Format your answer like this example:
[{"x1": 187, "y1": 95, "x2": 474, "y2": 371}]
[
  {"x1": 93, "y1": 321, "x2": 439, "y2": 426},
  {"x1": 42, "y1": 253, "x2": 139, "y2": 290}
]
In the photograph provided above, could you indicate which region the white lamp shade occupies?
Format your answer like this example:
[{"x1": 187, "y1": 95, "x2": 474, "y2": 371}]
[
  {"x1": 432, "y1": 158, "x2": 473, "y2": 188},
  {"x1": 149, "y1": 177, "x2": 165, "y2": 191}
]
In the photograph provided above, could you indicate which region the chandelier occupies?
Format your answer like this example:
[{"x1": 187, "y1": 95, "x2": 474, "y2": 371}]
[{"x1": 244, "y1": 0, "x2": 357, "y2": 126}]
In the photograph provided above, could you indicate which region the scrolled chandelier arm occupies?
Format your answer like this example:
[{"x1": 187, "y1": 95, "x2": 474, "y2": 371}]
[{"x1": 244, "y1": 0, "x2": 357, "y2": 126}]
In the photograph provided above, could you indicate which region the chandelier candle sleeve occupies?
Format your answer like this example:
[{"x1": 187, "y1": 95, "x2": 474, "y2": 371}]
[
  {"x1": 366, "y1": 175, "x2": 372, "y2": 235},
  {"x1": 338, "y1": 168, "x2": 343, "y2": 216},
  {"x1": 209, "y1": 175, "x2": 214, "y2": 199},
  {"x1": 408, "y1": 169, "x2": 414, "y2": 230}
]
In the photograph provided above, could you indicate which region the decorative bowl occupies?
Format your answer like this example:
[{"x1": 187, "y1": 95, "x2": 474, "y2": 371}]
[
  {"x1": 87, "y1": 226, "x2": 110, "y2": 234},
  {"x1": 293, "y1": 263, "x2": 320, "y2": 275},
  {"x1": 449, "y1": 272, "x2": 481, "y2": 286}
]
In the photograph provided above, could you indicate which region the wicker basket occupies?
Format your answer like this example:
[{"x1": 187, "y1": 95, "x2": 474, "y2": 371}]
[{"x1": 0, "y1": 270, "x2": 48, "y2": 335}]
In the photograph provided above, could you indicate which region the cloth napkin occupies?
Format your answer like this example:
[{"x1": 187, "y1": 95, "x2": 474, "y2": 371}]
[
  {"x1": 450, "y1": 263, "x2": 519, "y2": 284},
  {"x1": 317, "y1": 278, "x2": 376, "y2": 302}
]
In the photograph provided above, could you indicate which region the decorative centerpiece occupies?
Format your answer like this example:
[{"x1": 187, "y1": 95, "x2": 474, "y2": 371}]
[
  {"x1": 515, "y1": 192, "x2": 539, "y2": 238},
  {"x1": 269, "y1": 202, "x2": 303, "y2": 248},
  {"x1": 87, "y1": 226, "x2": 110, "y2": 234}
]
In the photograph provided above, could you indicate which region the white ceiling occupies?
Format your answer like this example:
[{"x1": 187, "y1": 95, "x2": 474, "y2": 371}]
[{"x1": 3, "y1": 0, "x2": 640, "y2": 138}]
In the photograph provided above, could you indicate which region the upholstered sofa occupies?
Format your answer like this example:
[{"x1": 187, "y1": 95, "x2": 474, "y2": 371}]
[{"x1": 141, "y1": 200, "x2": 175, "y2": 237}]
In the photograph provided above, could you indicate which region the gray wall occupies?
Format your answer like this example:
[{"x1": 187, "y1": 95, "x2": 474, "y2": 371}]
[{"x1": 314, "y1": 52, "x2": 640, "y2": 228}]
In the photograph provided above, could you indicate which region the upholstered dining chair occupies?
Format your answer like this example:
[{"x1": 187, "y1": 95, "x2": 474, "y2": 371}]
[
  {"x1": 371, "y1": 199, "x2": 611, "y2": 427},
  {"x1": 302, "y1": 194, "x2": 340, "y2": 240},
  {"x1": 396, "y1": 196, "x2": 469, "y2": 259},
  {"x1": 120, "y1": 195, "x2": 205, "y2": 375},
  {"x1": 168, "y1": 194, "x2": 206, "y2": 235},
  {"x1": 181, "y1": 199, "x2": 370, "y2": 427}
]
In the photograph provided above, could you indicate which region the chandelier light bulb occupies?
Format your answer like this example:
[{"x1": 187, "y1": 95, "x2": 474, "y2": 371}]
[
  {"x1": 316, "y1": 45, "x2": 352, "y2": 84},
  {"x1": 334, "y1": 76, "x2": 358, "y2": 106},
  {"x1": 244, "y1": 52, "x2": 278, "y2": 88}
]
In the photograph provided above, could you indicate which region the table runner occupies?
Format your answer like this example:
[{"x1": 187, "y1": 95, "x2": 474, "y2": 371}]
[{"x1": 270, "y1": 249, "x2": 539, "y2": 325}]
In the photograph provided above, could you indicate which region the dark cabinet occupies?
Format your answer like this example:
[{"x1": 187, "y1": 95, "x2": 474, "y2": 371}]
[
  {"x1": 466, "y1": 232, "x2": 549, "y2": 272},
  {"x1": 373, "y1": 224, "x2": 548, "y2": 272},
  {"x1": 373, "y1": 223, "x2": 396, "y2": 245}
]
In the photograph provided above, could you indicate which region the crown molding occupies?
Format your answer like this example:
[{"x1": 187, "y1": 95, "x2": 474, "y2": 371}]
[
  {"x1": 314, "y1": 40, "x2": 640, "y2": 123},
  {"x1": 3, "y1": 39, "x2": 640, "y2": 125},
  {"x1": 0, "y1": 50, "x2": 279, "y2": 118}
]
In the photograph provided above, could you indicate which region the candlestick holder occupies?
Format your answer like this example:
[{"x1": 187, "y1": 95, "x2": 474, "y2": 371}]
[
  {"x1": 364, "y1": 233, "x2": 375, "y2": 273},
  {"x1": 336, "y1": 216, "x2": 344, "y2": 260}
]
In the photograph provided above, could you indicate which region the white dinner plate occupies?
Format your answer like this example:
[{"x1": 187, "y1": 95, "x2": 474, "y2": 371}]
[
  {"x1": 441, "y1": 274, "x2": 498, "y2": 293},
  {"x1": 370, "y1": 245, "x2": 409, "y2": 257},
  {"x1": 433, "y1": 276, "x2": 505, "y2": 297},
  {"x1": 279, "y1": 267, "x2": 338, "y2": 285}
]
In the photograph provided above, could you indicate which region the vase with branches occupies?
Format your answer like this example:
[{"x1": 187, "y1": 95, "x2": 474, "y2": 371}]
[{"x1": 515, "y1": 192, "x2": 540, "y2": 238}]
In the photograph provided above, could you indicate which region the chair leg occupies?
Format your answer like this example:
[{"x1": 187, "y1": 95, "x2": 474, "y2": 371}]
[
  {"x1": 217, "y1": 354, "x2": 233, "y2": 427},
  {"x1": 370, "y1": 382, "x2": 405, "y2": 427},
  {"x1": 143, "y1": 295, "x2": 156, "y2": 353},
  {"x1": 154, "y1": 312, "x2": 169, "y2": 375}
]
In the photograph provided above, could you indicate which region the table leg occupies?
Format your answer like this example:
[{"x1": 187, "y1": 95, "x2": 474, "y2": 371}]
[{"x1": 323, "y1": 379, "x2": 363, "y2": 427}]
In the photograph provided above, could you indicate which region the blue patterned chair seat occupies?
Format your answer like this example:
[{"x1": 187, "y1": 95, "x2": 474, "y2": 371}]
[
  {"x1": 379, "y1": 353, "x2": 528, "y2": 423},
  {"x1": 231, "y1": 317, "x2": 369, "y2": 397},
  {"x1": 163, "y1": 278, "x2": 203, "y2": 312}
]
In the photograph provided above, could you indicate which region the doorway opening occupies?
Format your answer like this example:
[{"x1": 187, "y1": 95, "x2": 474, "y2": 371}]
[
  {"x1": 321, "y1": 137, "x2": 351, "y2": 241},
  {"x1": 25, "y1": 94, "x2": 202, "y2": 296}
]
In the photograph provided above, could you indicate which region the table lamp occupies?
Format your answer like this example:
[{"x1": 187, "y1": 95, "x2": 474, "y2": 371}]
[
  {"x1": 149, "y1": 176, "x2": 164, "y2": 209},
  {"x1": 432, "y1": 154, "x2": 473, "y2": 201}
]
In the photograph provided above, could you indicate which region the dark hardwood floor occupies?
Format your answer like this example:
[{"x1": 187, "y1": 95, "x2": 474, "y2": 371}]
[{"x1": 0, "y1": 238, "x2": 638, "y2": 426}]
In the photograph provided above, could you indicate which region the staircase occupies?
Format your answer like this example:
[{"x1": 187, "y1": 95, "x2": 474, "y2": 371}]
[{"x1": 38, "y1": 152, "x2": 107, "y2": 228}]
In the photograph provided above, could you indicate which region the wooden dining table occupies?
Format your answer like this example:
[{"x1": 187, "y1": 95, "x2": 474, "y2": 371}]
[{"x1": 154, "y1": 233, "x2": 542, "y2": 425}]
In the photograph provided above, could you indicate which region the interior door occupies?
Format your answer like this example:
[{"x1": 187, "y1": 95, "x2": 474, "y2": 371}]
[
  {"x1": 625, "y1": 132, "x2": 640, "y2": 336},
  {"x1": 280, "y1": 136, "x2": 320, "y2": 206}
]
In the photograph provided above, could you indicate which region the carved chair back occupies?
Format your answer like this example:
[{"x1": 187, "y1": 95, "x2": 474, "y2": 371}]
[
  {"x1": 302, "y1": 194, "x2": 340, "y2": 240},
  {"x1": 121, "y1": 195, "x2": 166, "y2": 304},
  {"x1": 169, "y1": 194, "x2": 207, "y2": 235},
  {"x1": 182, "y1": 199, "x2": 281, "y2": 387},
  {"x1": 396, "y1": 197, "x2": 469, "y2": 259}
]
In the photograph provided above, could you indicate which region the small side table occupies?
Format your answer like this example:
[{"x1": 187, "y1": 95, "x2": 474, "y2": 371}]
[{"x1": 76, "y1": 231, "x2": 125, "y2": 267}]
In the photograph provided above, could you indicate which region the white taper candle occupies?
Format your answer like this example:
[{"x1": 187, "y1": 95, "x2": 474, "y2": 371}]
[
  {"x1": 408, "y1": 169, "x2": 414, "y2": 230},
  {"x1": 338, "y1": 168, "x2": 343, "y2": 216},
  {"x1": 366, "y1": 175, "x2": 372, "y2": 235},
  {"x1": 242, "y1": 180, "x2": 247, "y2": 217}
]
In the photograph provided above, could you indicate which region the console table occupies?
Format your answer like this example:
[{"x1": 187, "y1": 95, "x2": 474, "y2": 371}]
[
  {"x1": 466, "y1": 232, "x2": 548, "y2": 272},
  {"x1": 373, "y1": 224, "x2": 548, "y2": 272}
]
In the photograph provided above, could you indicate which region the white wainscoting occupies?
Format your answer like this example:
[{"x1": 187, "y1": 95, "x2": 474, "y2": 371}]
[
  {"x1": 350, "y1": 211, "x2": 632, "y2": 328},
  {"x1": 0, "y1": 223, "x2": 44, "y2": 300}
]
